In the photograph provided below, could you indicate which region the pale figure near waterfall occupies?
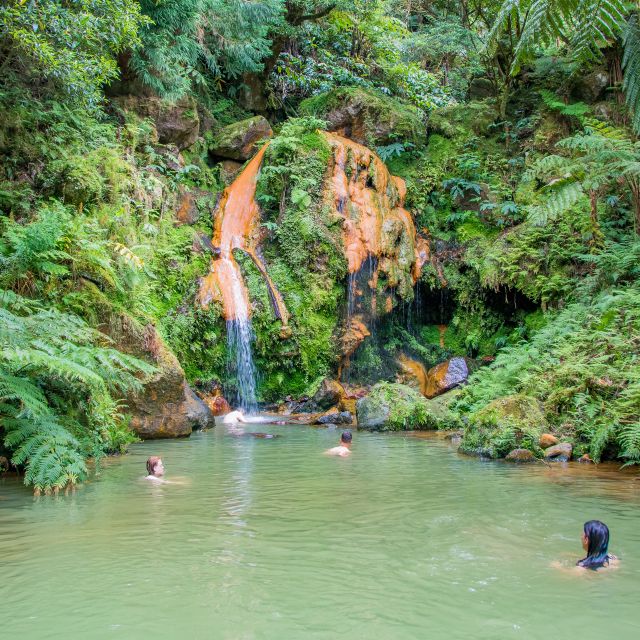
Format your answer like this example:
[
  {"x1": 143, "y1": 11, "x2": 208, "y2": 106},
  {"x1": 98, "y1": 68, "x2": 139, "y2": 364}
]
[{"x1": 223, "y1": 409, "x2": 248, "y2": 425}]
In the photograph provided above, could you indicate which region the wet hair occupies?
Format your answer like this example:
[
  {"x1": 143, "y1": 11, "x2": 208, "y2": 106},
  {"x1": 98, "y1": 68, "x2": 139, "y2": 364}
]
[
  {"x1": 577, "y1": 520, "x2": 610, "y2": 569},
  {"x1": 146, "y1": 456, "x2": 162, "y2": 476},
  {"x1": 341, "y1": 431, "x2": 352, "y2": 444}
]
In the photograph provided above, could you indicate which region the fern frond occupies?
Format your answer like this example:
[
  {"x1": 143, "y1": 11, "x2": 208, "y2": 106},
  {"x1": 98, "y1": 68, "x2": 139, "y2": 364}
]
[{"x1": 623, "y1": 13, "x2": 640, "y2": 134}]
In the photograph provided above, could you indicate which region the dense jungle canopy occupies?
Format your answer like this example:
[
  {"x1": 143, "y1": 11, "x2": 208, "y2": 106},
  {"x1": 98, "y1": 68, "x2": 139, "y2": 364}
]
[{"x1": 1, "y1": 0, "x2": 639, "y2": 492}]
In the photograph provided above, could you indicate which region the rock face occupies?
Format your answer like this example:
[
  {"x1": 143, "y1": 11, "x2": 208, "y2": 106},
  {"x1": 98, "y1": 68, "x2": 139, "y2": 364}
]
[
  {"x1": 544, "y1": 442, "x2": 573, "y2": 462},
  {"x1": 505, "y1": 448, "x2": 536, "y2": 463},
  {"x1": 99, "y1": 313, "x2": 212, "y2": 439},
  {"x1": 423, "y1": 357, "x2": 469, "y2": 399},
  {"x1": 210, "y1": 116, "x2": 273, "y2": 161},
  {"x1": 299, "y1": 87, "x2": 426, "y2": 146},
  {"x1": 539, "y1": 433, "x2": 559, "y2": 449},
  {"x1": 112, "y1": 95, "x2": 200, "y2": 149},
  {"x1": 356, "y1": 382, "x2": 429, "y2": 431}
]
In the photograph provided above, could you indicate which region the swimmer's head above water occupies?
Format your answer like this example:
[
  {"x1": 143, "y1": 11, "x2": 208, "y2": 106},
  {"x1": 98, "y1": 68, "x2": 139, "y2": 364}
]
[
  {"x1": 577, "y1": 520, "x2": 610, "y2": 569},
  {"x1": 341, "y1": 430, "x2": 352, "y2": 445},
  {"x1": 146, "y1": 456, "x2": 164, "y2": 477}
]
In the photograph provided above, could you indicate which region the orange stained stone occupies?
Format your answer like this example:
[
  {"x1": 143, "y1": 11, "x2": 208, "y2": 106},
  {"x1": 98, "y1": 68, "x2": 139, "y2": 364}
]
[{"x1": 398, "y1": 354, "x2": 429, "y2": 395}]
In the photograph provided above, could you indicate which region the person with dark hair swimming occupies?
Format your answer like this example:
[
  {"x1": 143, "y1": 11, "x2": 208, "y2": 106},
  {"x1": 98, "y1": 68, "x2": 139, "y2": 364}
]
[
  {"x1": 577, "y1": 520, "x2": 617, "y2": 569},
  {"x1": 324, "y1": 430, "x2": 352, "y2": 457}
]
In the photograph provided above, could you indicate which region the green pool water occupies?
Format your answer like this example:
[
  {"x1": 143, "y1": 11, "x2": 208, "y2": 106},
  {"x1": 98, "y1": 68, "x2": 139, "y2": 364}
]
[{"x1": 1, "y1": 424, "x2": 640, "y2": 639}]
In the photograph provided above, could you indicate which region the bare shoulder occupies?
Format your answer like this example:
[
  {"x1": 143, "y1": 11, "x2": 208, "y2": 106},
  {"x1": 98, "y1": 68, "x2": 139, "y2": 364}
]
[{"x1": 324, "y1": 446, "x2": 351, "y2": 457}]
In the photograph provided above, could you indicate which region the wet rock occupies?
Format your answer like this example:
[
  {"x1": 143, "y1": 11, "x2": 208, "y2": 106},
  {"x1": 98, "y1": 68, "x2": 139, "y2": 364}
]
[
  {"x1": 578, "y1": 454, "x2": 594, "y2": 464},
  {"x1": 201, "y1": 394, "x2": 231, "y2": 416},
  {"x1": 505, "y1": 448, "x2": 535, "y2": 463},
  {"x1": 0, "y1": 455, "x2": 9, "y2": 472},
  {"x1": 210, "y1": 116, "x2": 272, "y2": 161},
  {"x1": 303, "y1": 378, "x2": 346, "y2": 412},
  {"x1": 219, "y1": 159, "x2": 244, "y2": 185},
  {"x1": 341, "y1": 315, "x2": 370, "y2": 358},
  {"x1": 539, "y1": 433, "x2": 559, "y2": 449},
  {"x1": 112, "y1": 95, "x2": 200, "y2": 149},
  {"x1": 356, "y1": 382, "x2": 429, "y2": 431},
  {"x1": 544, "y1": 442, "x2": 573, "y2": 462},
  {"x1": 317, "y1": 411, "x2": 353, "y2": 425},
  {"x1": 99, "y1": 312, "x2": 212, "y2": 439},
  {"x1": 424, "y1": 357, "x2": 468, "y2": 399}
]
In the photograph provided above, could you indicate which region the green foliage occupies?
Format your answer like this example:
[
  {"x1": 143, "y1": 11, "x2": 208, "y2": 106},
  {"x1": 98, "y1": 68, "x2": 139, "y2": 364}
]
[
  {"x1": 0, "y1": 289, "x2": 153, "y2": 493},
  {"x1": 0, "y1": 0, "x2": 144, "y2": 107},
  {"x1": 132, "y1": 0, "x2": 281, "y2": 99},
  {"x1": 453, "y1": 242, "x2": 640, "y2": 463}
]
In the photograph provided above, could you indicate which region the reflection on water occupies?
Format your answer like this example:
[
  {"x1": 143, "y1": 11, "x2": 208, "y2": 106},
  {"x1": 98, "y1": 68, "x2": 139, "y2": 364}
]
[{"x1": 1, "y1": 427, "x2": 640, "y2": 640}]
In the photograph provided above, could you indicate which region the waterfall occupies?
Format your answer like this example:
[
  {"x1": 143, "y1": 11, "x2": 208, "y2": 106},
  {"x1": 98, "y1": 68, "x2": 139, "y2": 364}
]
[{"x1": 226, "y1": 318, "x2": 258, "y2": 413}]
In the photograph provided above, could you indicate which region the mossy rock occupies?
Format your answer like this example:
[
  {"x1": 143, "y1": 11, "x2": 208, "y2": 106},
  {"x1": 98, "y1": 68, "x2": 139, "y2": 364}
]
[
  {"x1": 356, "y1": 382, "x2": 431, "y2": 431},
  {"x1": 460, "y1": 394, "x2": 546, "y2": 458},
  {"x1": 299, "y1": 87, "x2": 426, "y2": 147},
  {"x1": 424, "y1": 389, "x2": 464, "y2": 430},
  {"x1": 210, "y1": 115, "x2": 272, "y2": 161}
]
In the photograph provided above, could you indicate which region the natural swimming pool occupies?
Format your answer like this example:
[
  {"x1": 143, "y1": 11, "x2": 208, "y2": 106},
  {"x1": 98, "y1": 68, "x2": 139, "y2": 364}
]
[{"x1": 2, "y1": 424, "x2": 639, "y2": 639}]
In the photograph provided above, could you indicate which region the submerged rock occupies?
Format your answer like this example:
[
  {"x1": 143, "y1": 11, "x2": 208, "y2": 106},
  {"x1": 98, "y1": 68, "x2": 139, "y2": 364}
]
[
  {"x1": 424, "y1": 357, "x2": 469, "y2": 399},
  {"x1": 505, "y1": 448, "x2": 535, "y2": 463},
  {"x1": 210, "y1": 116, "x2": 272, "y2": 161},
  {"x1": 544, "y1": 442, "x2": 573, "y2": 462},
  {"x1": 356, "y1": 382, "x2": 429, "y2": 431}
]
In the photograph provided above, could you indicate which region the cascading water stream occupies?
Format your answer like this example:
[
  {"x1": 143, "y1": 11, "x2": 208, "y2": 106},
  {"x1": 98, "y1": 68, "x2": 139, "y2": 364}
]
[{"x1": 199, "y1": 145, "x2": 282, "y2": 413}]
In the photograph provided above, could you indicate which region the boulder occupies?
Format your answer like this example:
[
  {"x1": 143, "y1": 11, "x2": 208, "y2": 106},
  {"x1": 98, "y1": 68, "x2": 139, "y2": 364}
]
[
  {"x1": 356, "y1": 382, "x2": 429, "y2": 431},
  {"x1": 317, "y1": 411, "x2": 353, "y2": 425},
  {"x1": 573, "y1": 67, "x2": 610, "y2": 102},
  {"x1": 461, "y1": 394, "x2": 547, "y2": 459},
  {"x1": 544, "y1": 442, "x2": 573, "y2": 462},
  {"x1": 539, "y1": 433, "x2": 559, "y2": 449},
  {"x1": 505, "y1": 448, "x2": 536, "y2": 463},
  {"x1": 210, "y1": 116, "x2": 272, "y2": 161},
  {"x1": 578, "y1": 454, "x2": 594, "y2": 464},
  {"x1": 99, "y1": 312, "x2": 213, "y2": 439},
  {"x1": 299, "y1": 87, "x2": 426, "y2": 147},
  {"x1": 201, "y1": 394, "x2": 231, "y2": 417},
  {"x1": 424, "y1": 357, "x2": 469, "y2": 399},
  {"x1": 303, "y1": 378, "x2": 346, "y2": 412},
  {"x1": 112, "y1": 95, "x2": 200, "y2": 149}
]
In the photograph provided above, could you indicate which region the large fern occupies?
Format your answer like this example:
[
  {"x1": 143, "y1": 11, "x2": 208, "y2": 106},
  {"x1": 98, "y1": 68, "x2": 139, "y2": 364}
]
[
  {"x1": 486, "y1": 0, "x2": 640, "y2": 131},
  {"x1": 0, "y1": 289, "x2": 154, "y2": 494}
]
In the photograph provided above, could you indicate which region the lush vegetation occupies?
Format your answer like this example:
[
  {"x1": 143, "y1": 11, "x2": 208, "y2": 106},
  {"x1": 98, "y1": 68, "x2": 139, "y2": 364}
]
[{"x1": 2, "y1": 0, "x2": 640, "y2": 491}]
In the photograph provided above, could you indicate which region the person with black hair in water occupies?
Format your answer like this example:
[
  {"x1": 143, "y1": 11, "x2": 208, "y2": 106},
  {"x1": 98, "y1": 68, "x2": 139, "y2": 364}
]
[
  {"x1": 577, "y1": 520, "x2": 618, "y2": 569},
  {"x1": 324, "y1": 430, "x2": 352, "y2": 457}
]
